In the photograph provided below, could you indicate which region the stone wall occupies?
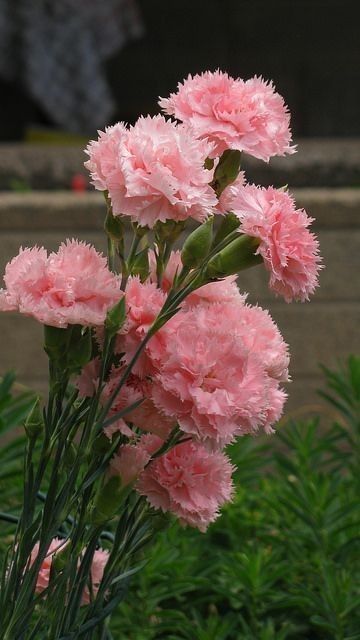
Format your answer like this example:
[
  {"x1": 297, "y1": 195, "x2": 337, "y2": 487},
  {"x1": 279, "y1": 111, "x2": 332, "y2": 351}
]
[{"x1": 0, "y1": 188, "x2": 359, "y2": 418}]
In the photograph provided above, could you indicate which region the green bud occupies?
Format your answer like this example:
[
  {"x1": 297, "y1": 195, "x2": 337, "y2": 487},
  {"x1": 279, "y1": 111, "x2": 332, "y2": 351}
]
[
  {"x1": 91, "y1": 475, "x2": 123, "y2": 525},
  {"x1": 130, "y1": 248, "x2": 150, "y2": 281},
  {"x1": 181, "y1": 218, "x2": 214, "y2": 268},
  {"x1": 206, "y1": 235, "x2": 262, "y2": 278},
  {"x1": 105, "y1": 297, "x2": 126, "y2": 337},
  {"x1": 104, "y1": 210, "x2": 125, "y2": 241},
  {"x1": 212, "y1": 149, "x2": 241, "y2": 196},
  {"x1": 24, "y1": 398, "x2": 43, "y2": 439},
  {"x1": 213, "y1": 212, "x2": 241, "y2": 247}
]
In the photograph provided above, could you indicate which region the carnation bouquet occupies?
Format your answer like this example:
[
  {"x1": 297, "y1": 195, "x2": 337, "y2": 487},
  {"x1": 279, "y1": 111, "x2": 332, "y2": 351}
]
[{"x1": 0, "y1": 71, "x2": 321, "y2": 638}]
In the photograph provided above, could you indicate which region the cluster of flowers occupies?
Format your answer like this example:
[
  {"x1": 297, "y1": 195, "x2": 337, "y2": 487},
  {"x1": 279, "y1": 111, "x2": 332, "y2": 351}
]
[
  {"x1": 77, "y1": 261, "x2": 290, "y2": 531},
  {"x1": 0, "y1": 71, "x2": 321, "y2": 537},
  {"x1": 29, "y1": 539, "x2": 108, "y2": 604}
]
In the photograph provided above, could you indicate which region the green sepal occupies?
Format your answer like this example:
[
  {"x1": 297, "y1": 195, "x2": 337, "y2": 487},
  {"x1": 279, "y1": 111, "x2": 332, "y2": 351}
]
[
  {"x1": 154, "y1": 219, "x2": 186, "y2": 243},
  {"x1": 181, "y1": 218, "x2": 214, "y2": 268},
  {"x1": 213, "y1": 212, "x2": 241, "y2": 247},
  {"x1": 24, "y1": 397, "x2": 43, "y2": 439},
  {"x1": 105, "y1": 297, "x2": 126, "y2": 338},
  {"x1": 206, "y1": 234, "x2": 262, "y2": 278},
  {"x1": 212, "y1": 149, "x2": 241, "y2": 196},
  {"x1": 91, "y1": 475, "x2": 124, "y2": 525}
]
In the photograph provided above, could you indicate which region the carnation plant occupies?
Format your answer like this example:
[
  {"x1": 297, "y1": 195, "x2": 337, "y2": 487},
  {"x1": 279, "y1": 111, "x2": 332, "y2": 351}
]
[{"x1": 0, "y1": 71, "x2": 321, "y2": 638}]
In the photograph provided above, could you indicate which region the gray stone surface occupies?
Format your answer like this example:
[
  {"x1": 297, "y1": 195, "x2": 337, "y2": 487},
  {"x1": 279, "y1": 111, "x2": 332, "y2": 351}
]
[
  {"x1": 0, "y1": 187, "x2": 359, "y2": 416},
  {"x1": 1, "y1": 139, "x2": 360, "y2": 190}
]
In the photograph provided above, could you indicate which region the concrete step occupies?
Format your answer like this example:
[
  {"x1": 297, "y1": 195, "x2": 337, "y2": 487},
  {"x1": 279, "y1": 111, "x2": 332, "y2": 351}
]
[{"x1": 0, "y1": 188, "x2": 359, "y2": 416}]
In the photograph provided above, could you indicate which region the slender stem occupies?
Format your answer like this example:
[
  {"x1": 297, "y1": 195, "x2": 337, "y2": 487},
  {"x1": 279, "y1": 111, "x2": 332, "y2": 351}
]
[{"x1": 107, "y1": 236, "x2": 117, "y2": 274}]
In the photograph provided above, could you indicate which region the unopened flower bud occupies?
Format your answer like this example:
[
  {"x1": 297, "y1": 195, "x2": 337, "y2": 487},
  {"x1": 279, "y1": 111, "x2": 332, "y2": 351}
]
[
  {"x1": 24, "y1": 397, "x2": 44, "y2": 439},
  {"x1": 105, "y1": 297, "x2": 126, "y2": 337},
  {"x1": 206, "y1": 234, "x2": 262, "y2": 278},
  {"x1": 213, "y1": 212, "x2": 241, "y2": 247},
  {"x1": 181, "y1": 218, "x2": 213, "y2": 268},
  {"x1": 91, "y1": 476, "x2": 123, "y2": 525}
]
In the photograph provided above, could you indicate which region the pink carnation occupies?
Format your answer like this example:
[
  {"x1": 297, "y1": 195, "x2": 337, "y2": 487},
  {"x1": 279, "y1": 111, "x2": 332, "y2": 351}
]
[
  {"x1": 115, "y1": 276, "x2": 166, "y2": 377},
  {"x1": 229, "y1": 185, "x2": 322, "y2": 302},
  {"x1": 30, "y1": 538, "x2": 109, "y2": 605},
  {"x1": 84, "y1": 122, "x2": 128, "y2": 191},
  {"x1": 31, "y1": 538, "x2": 68, "y2": 593},
  {"x1": 0, "y1": 240, "x2": 122, "y2": 327},
  {"x1": 216, "y1": 171, "x2": 246, "y2": 214},
  {"x1": 136, "y1": 436, "x2": 234, "y2": 532},
  {"x1": 107, "y1": 115, "x2": 217, "y2": 228},
  {"x1": 160, "y1": 71, "x2": 295, "y2": 161},
  {"x1": 101, "y1": 368, "x2": 174, "y2": 440},
  {"x1": 75, "y1": 358, "x2": 101, "y2": 398},
  {"x1": 151, "y1": 302, "x2": 288, "y2": 448},
  {"x1": 109, "y1": 442, "x2": 151, "y2": 486},
  {"x1": 82, "y1": 547, "x2": 109, "y2": 605},
  {"x1": 30, "y1": 538, "x2": 108, "y2": 605}
]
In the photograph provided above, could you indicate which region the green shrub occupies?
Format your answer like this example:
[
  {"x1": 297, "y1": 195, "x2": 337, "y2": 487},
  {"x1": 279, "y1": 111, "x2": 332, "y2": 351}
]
[{"x1": 112, "y1": 357, "x2": 360, "y2": 639}]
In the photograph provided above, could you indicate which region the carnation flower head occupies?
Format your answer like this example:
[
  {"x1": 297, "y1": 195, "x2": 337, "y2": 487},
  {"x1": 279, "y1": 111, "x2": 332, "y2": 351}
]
[
  {"x1": 31, "y1": 538, "x2": 68, "y2": 593},
  {"x1": 114, "y1": 276, "x2": 166, "y2": 377},
  {"x1": 229, "y1": 185, "x2": 322, "y2": 302},
  {"x1": 101, "y1": 367, "x2": 174, "y2": 440},
  {"x1": 151, "y1": 302, "x2": 288, "y2": 448},
  {"x1": 84, "y1": 122, "x2": 127, "y2": 191},
  {"x1": 30, "y1": 538, "x2": 108, "y2": 605},
  {"x1": 107, "y1": 115, "x2": 217, "y2": 228},
  {"x1": 0, "y1": 240, "x2": 122, "y2": 327},
  {"x1": 160, "y1": 71, "x2": 295, "y2": 161},
  {"x1": 109, "y1": 442, "x2": 151, "y2": 486},
  {"x1": 136, "y1": 435, "x2": 234, "y2": 531}
]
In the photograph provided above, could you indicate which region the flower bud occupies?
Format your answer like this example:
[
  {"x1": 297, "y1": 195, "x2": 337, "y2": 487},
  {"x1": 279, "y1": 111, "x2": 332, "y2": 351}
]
[
  {"x1": 206, "y1": 234, "x2": 262, "y2": 278},
  {"x1": 181, "y1": 218, "x2": 214, "y2": 268},
  {"x1": 212, "y1": 149, "x2": 241, "y2": 196},
  {"x1": 24, "y1": 397, "x2": 44, "y2": 439},
  {"x1": 105, "y1": 297, "x2": 126, "y2": 338},
  {"x1": 91, "y1": 475, "x2": 123, "y2": 525},
  {"x1": 213, "y1": 212, "x2": 241, "y2": 247}
]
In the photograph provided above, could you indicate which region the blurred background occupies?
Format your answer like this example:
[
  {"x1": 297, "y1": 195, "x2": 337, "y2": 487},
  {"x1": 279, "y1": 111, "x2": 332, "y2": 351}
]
[{"x1": 0, "y1": 0, "x2": 359, "y2": 413}]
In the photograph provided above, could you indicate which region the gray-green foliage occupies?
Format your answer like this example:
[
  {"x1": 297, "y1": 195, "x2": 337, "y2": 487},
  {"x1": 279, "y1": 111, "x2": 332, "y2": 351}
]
[{"x1": 112, "y1": 357, "x2": 360, "y2": 639}]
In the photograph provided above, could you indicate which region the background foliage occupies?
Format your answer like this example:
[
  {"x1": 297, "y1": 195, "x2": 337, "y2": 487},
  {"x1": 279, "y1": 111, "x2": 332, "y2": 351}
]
[
  {"x1": 112, "y1": 357, "x2": 360, "y2": 640},
  {"x1": 0, "y1": 359, "x2": 359, "y2": 639}
]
